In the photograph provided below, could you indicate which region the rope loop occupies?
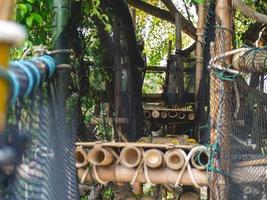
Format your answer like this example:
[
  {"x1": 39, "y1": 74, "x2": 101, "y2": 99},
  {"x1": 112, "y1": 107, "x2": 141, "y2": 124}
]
[
  {"x1": 12, "y1": 61, "x2": 34, "y2": 97},
  {"x1": 174, "y1": 146, "x2": 204, "y2": 188},
  {"x1": 32, "y1": 55, "x2": 56, "y2": 78},
  {"x1": 93, "y1": 165, "x2": 109, "y2": 185},
  {"x1": 0, "y1": 67, "x2": 20, "y2": 105},
  {"x1": 20, "y1": 61, "x2": 41, "y2": 89}
]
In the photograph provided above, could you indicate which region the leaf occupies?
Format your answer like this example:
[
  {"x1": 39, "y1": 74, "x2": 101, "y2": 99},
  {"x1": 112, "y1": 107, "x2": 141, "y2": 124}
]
[
  {"x1": 31, "y1": 12, "x2": 43, "y2": 24},
  {"x1": 26, "y1": 0, "x2": 35, "y2": 3},
  {"x1": 25, "y1": 3, "x2": 32, "y2": 12},
  {"x1": 26, "y1": 16, "x2": 33, "y2": 27},
  {"x1": 18, "y1": 4, "x2": 28, "y2": 18}
]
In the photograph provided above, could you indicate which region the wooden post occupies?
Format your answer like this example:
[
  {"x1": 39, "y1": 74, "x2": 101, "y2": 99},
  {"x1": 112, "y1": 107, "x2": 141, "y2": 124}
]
[
  {"x1": 0, "y1": 0, "x2": 15, "y2": 133},
  {"x1": 175, "y1": 13, "x2": 184, "y2": 105},
  {"x1": 194, "y1": 1, "x2": 207, "y2": 139},
  {"x1": 210, "y1": 0, "x2": 233, "y2": 199}
]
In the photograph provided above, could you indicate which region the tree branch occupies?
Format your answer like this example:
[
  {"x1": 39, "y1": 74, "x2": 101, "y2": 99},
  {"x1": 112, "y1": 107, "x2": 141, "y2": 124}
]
[
  {"x1": 128, "y1": 0, "x2": 196, "y2": 39},
  {"x1": 128, "y1": 0, "x2": 174, "y2": 22},
  {"x1": 233, "y1": 0, "x2": 267, "y2": 24}
]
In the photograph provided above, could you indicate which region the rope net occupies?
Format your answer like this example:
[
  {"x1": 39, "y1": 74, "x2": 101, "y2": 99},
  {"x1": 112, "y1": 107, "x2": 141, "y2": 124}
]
[
  {"x1": 1, "y1": 56, "x2": 79, "y2": 200},
  {"x1": 208, "y1": 19, "x2": 267, "y2": 200}
]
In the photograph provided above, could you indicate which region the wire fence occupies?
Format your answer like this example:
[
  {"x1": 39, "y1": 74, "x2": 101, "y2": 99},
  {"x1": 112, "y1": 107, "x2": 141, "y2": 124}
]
[
  {"x1": 208, "y1": 18, "x2": 267, "y2": 200},
  {"x1": 1, "y1": 56, "x2": 79, "y2": 200}
]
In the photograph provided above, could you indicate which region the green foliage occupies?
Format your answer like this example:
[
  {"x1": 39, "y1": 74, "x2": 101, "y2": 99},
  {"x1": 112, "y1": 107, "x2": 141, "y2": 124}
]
[
  {"x1": 234, "y1": 0, "x2": 267, "y2": 47},
  {"x1": 13, "y1": 0, "x2": 53, "y2": 59},
  {"x1": 102, "y1": 186, "x2": 114, "y2": 199},
  {"x1": 136, "y1": 0, "x2": 194, "y2": 93},
  {"x1": 192, "y1": 0, "x2": 205, "y2": 4},
  {"x1": 79, "y1": 195, "x2": 88, "y2": 200}
]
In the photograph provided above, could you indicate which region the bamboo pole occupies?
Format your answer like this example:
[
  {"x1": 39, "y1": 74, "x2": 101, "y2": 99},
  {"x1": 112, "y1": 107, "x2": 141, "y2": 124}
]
[
  {"x1": 160, "y1": 111, "x2": 168, "y2": 119},
  {"x1": 0, "y1": 0, "x2": 14, "y2": 133},
  {"x1": 76, "y1": 141, "x2": 196, "y2": 150},
  {"x1": 144, "y1": 149, "x2": 163, "y2": 168},
  {"x1": 87, "y1": 147, "x2": 114, "y2": 166},
  {"x1": 194, "y1": 1, "x2": 207, "y2": 139},
  {"x1": 187, "y1": 112, "x2": 195, "y2": 121},
  {"x1": 164, "y1": 149, "x2": 185, "y2": 170},
  {"x1": 77, "y1": 165, "x2": 209, "y2": 186},
  {"x1": 120, "y1": 146, "x2": 142, "y2": 168},
  {"x1": 195, "y1": 1, "x2": 207, "y2": 102},
  {"x1": 210, "y1": 0, "x2": 233, "y2": 199},
  {"x1": 151, "y1": 110, "x2": 160, "y2": 118},
  {"x1": 76, "y1": 148, "x2": 88, "y2": 168}
]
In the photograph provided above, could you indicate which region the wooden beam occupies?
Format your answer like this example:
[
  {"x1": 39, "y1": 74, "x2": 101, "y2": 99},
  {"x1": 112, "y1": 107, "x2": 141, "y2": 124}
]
[
  {"x1": 128, "y1": 0, "x2": 196, "y2": 39},
  {"x1": 128, "y1": 0, "x2": 174, "y2": 22},
  {"x1": 146, "y1": 66, "x2": 167, "y2": 72},
  {"x1": 161, "y1": 0, "x2": 178, "y2": 15},
  {"x1": 175, "y1": 13, "x2": 184, "y2": 105}
]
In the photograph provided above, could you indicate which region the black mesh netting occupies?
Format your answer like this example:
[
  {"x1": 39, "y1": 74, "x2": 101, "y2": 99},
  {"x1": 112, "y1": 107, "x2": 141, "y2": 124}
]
[
  {"x1": 208, "y1": 19, "x2": 267, "y2": 200},
  {"x1": 4, "y1": 72, "x2": 79, "y2": 200}
]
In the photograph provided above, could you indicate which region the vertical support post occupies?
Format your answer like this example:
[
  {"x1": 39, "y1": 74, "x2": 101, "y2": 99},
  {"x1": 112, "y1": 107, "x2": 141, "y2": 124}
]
[
  {"x1": 0, "y1": 0, "x2": 14, "y2": 133},
  {"x1": 175, "y1": 13, "x2": 184, "y2": 105},
  {"x1": 194, "y1": 1, "x2": 207, "y2": 140},
  {"x1": 210, "y1": 0, "x2": 232, "y2": 199},
  {"x1": 52, "y1": 0, "x2": 71, "y2": 97}
]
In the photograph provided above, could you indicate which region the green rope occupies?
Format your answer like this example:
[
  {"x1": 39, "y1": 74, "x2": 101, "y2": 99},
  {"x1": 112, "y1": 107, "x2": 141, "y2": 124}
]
[
  {"x1": 207, "y1": 141, "x2": 222, "y2": 174},
  {"x1": 212, "y1": 69, "x2": 238, "y2": 81}
]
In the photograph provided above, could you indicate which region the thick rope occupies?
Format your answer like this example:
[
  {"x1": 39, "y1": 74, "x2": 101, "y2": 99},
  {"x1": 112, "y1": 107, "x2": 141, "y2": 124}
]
[{"x1": 174, "y1": 146, "x2": 207, "y2": 188}]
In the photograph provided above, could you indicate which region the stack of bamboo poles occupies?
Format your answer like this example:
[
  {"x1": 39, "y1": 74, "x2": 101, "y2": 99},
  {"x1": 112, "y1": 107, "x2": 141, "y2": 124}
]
[
  {"x1": 143, "y1": 109, "x2": 195, "y2": 121},
  {"x1": 76, "y1": 142, "x2": 267, "y2": 191},
  {"x1": 76, "y1": 143, "x2": 209, "y2": 190}
]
